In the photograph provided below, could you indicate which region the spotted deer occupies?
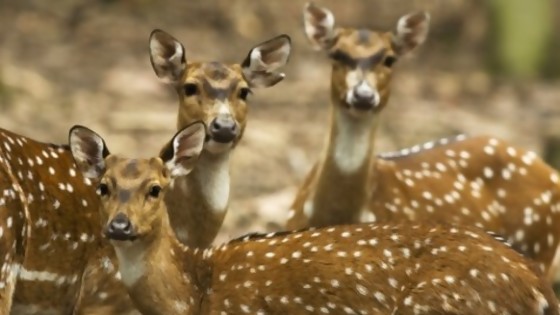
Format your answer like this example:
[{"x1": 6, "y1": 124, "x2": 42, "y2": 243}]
[
  {"x1": 0, "y1": 29, "x2": 291, "y2": 314},
  {"x1": 149, "y1": 29, "x2": 291, "y2": 247},
  {"x1": 69, "y1": 121, "x2": 559, "y2": 315},
  {"x1": 74, "y1": 30, "x2": 292, "y2": 313},
  {"x1": 0, "y1": 127, "x2": 103, "y2": 314},
  {"x1": 286, "y1": 2, "x2": 560, "y2": 283}
]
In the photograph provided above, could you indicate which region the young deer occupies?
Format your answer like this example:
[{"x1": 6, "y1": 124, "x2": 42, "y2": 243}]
[
  {"x1": 70, "y1": 121, "x2": 559, "y2": 315},
  {"x1": 149, "y1": 29, "x2": 291, "y2": 248},
  {"x1": 287, "y1": 2, "x2": 560, "y2": 282},
  {"x1": 0, "y1": 30, "x2": 291, "y2": 314}
]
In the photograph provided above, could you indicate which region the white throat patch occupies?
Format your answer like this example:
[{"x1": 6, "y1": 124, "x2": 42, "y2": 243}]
[
  {"x1": 333, "y1": 110, "x2": 377, "y2": 174},
  {"x1": 196, "y1": 155, "x2": 230, "y2": 213},
  {"x1": 113, "y1": 242, "x2": 146, "y2": 287}
]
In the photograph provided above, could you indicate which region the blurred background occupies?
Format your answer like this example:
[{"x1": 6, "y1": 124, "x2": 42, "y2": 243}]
[{"x1": 1, "y1": 0, "x2": 559, "y2": 242}]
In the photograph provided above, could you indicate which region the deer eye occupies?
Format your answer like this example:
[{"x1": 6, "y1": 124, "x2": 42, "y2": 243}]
[
  {"x1": 148, "y1": 185, "x2": 162, "y2": 198},
  {"x1": 238, "y1": 88, "x2": 251, "y2": 101},
  {"x1": 383, "y1": 56, "x2": 397, "y2": 68},
  {"x1": 183, "y1": 83, "x2": 198, "y2": 96},
  {"x1": 97, "y1": 183, "x2": 110, "y2": 197}
]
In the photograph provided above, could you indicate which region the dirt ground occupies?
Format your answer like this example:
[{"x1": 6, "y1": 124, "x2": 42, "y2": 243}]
[{"x1": 1, "y1": 0, "x2": 559, "y2": 243}]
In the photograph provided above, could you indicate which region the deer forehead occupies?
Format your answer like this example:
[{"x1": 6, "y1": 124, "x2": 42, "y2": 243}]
[
  {"x1": 334, "y1": 29, "x2": 391, "y2": 59},
  {"x1": 186, "y1": 62, "x2": 246, "y2": 89},
  {"x1": 105, "y1": 158, "x2": 165, "y2": 186}
]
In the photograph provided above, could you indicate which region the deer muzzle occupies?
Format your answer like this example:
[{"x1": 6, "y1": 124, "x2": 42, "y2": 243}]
[
  {"x1": 346, "y1": 80, "x2": 379, "y2": 110},
  {"x1": 105, "y1": 212, "x2": 137, "y2": 241},
  {"x1": 209, "y1": 115, "x2": 238, "y2": 143}
]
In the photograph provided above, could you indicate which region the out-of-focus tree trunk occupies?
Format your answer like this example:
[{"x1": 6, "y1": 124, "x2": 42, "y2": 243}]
[{"x1": 488, "y1": 0, "x2": 553, "y2": 79}]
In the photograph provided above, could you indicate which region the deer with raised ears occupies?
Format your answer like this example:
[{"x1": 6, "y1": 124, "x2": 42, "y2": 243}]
[
  {"x1": 71, "y1": 30, "x2": 292, "y2": 313},
  {"x1": 149, "y1": 29, "x2": 292, "y2": 247},
  {"x1": 287, "y1": 2, "x2": 560, "y2": 283},
  {"x1": 287, "y1": 3, "x2": 430, "y2": 229},
  {"x1": 0, "y1": 30, "x2": 291, "y2": 314},
  {"x1": 70, "y1": 123, "x2": 559, "y2": 315}
]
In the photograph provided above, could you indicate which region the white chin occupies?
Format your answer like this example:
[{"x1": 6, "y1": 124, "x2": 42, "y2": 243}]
[
  {"x1": 205, "y1": 140, "x2": 233, "y2": 154},
  {"x1": 110, "y1": 239, "x2": 136, "y2": 247}
]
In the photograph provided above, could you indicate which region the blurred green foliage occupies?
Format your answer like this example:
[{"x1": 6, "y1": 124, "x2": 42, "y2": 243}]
[{"x1": 488, "y1": 0, "x2": 554, "y2": 79}]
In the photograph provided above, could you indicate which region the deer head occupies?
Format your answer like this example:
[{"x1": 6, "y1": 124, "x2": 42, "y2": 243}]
[
  {"x1": 69, "y1": 122, "x2": 206, "y2": 244},
  {"x1": 303, "y1": 2, "x2": 430, "y2": 116},
  {"x1": 149, "y1": 29, "x2": 291, "y2": 154}
]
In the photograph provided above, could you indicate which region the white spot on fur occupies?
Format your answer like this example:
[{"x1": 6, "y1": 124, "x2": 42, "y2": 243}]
[
  {"x1": 18, "y1": 267, "x2": 68, "y2": 283},
  {"x1": 360, "y1": 210, "x2": 376, "y2": 223},
  {"x1": 532, "y1": 288, "x2": 549, "y2": 315}
]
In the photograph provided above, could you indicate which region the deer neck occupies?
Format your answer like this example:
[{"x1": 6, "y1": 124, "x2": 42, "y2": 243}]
[
  {"x1": 165, "y1": 150, "x2": 230, "y2": 248},
  {"x1": 112, "y1": 216, "x2": 205, "y2": 315},
  {"x1": 308, "y1": 102, "x2": 380, "y2": 227}
]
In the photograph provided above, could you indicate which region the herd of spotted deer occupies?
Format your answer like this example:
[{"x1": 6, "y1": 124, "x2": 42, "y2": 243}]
[{"x1": 1, "y1": 2, "x2": 560, "y2": 315}]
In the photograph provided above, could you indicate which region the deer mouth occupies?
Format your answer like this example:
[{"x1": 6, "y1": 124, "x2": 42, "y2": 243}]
[
  {"x1": 104, "y1": 227, "x2": 138, "y2": 242},
  {"x1": 349, "y1": 101, "x2": 374, "y2": 111},
  {"x1": 209, "y1": 129, "x2": 238, "y2": 144},
  {"x1": 205, "y1": 135, "x2": 236, "y2": 154}
]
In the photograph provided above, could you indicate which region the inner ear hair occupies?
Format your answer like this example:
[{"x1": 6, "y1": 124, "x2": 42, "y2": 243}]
[{"x1": 158, "y1": 140, "x2": 174, "y2": 163}]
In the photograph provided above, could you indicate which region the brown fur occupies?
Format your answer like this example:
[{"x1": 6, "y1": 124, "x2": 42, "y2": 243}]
[
  {"x1": 288, "y1": 3, "x2": 560, "y2": 284},
  {"x1": 0, "y1": 128, "x2": 103, "y2": 313},
  {"x1": 92, "y1": 148, "x2": 559, "y2": 315},
  {"x1": 149, "y1": 29, "x2": 291, "y2": 247},
  {"x1": 0, "y1": 28, "x2": 291, "y2": 313}
]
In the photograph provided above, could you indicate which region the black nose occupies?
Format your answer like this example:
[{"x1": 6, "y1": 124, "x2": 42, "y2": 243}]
[
  {"x1": 209, "y1": 117, "x2": 238, "y2": 143},
  {"x1": 105, "y1": 212, "x2": 135, "y2": 241},
  {"x1": 352, "y1": 94, "x2": 376, "y2": 110}
]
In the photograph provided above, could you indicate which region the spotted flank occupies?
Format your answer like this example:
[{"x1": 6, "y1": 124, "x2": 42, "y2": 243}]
[
  {"x1": 143, "y1": 220, "x2": 560, "y2": 314},
  {"x1": 289, "y1": 0, "x2": 560, "y2": 289},
  {"x1": 0, "y1": 128, "x2": 130, "y2": 313},
  {"x1": 377, "y1": 134, "x2": 468, "y2": 160},
  {"x1": 369, "y1": 135, "x2": 560, "y2": 281},
  {"x1": 290, "y1": 128, "x2": 560, "y2": 284}
]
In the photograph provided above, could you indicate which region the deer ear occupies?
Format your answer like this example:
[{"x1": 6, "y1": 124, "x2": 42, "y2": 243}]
[
  {"x1": 392, "y1": 12, "x2": 430, "y2": 56},
  {"x1": 303, "y1": 2, "x2": 336, "y2": 51},
  {"x1": 149, "y1": 29, "x2": 187, "y2": 84},
  {"x1": 160, "y1": 121, "x2": 206, "y2": 178},
  {"x1": 69, "y1": 125, "x2": 110, "y2": 179},
  {"x1": 241, "y1": 34, "x2": 292, "y2": 88}
]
